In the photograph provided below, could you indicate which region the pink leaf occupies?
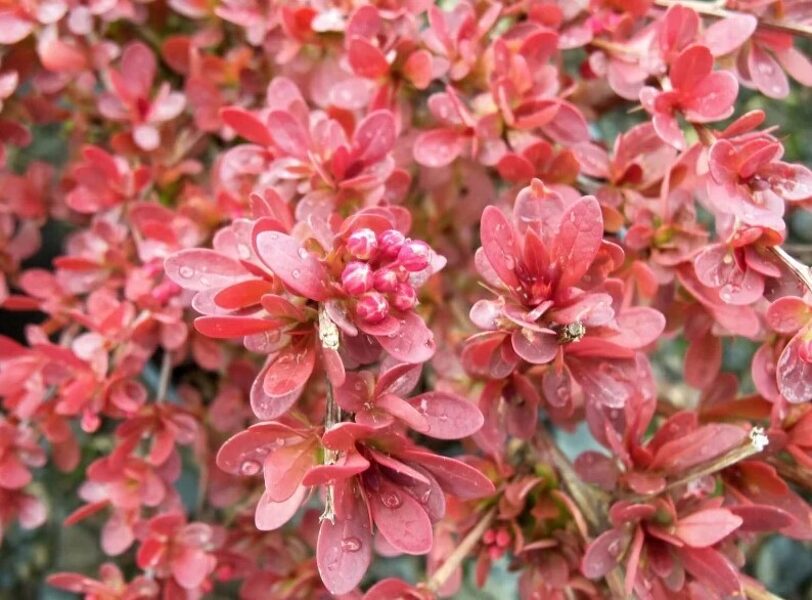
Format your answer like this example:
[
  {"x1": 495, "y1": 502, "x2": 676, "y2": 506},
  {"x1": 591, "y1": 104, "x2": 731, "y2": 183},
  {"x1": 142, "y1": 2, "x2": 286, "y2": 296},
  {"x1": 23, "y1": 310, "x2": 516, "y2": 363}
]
[
  {"x1": 480, "y1": 205, "x2": 520, "y2": 289},
  {"x1": 777, "y1": 335, "x2": 812, "y2": 403},
  {"x1": 255, "y1": 485, "x2": 306, "y2": 530},
  {"x1": 703, "y1": 14, "x2": 757, "y2": 57},
  {"x1": 377, "y1": 311, "x2": 436, "y2": 364},
  {"x1": 413, "y1": 128, "x2": 463, "y2": 168},
  {"x1": 406, "y1": 391, "x2": 484, "y2": 439},
  {"x1": 766, "y1": 297, "x2": 810, "y2": 334},
  {"x1": 164, "y1": 249, "x2": 249, "y2": 291},
  {"x1": 253, "y1": 231, "x2": 330, "y2": 301},
  {"x1": 510, "y1": 329, "x2": 558, "y2": 364},
  {"x1": 353, "y1": 110, "x2": 396, "y2": 163},
  {"x1": 675, "y1": 508, "x2": 742, "y2": 547},
  {"x1": 266, "y1": 110, "x2": 309, "y2": 159},
  {"x1": 748, "y1": 44, "x2": 789, "y2": 99}
]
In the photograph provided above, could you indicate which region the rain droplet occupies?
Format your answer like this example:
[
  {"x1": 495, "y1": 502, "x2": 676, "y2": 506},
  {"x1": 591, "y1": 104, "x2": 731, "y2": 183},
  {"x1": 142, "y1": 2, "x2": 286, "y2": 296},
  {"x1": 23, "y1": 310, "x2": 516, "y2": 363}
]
[
  {"x1": 291, "y1": 269, "x2": 301, "y2": 279},
  {"x1": 607, "y1": 540, "x2": 622, "y2": 556},
  {"x1": 239, "y1": 459, "x2": 261, "y2": 476},
  {"x1": 298, "y1": 247, "x2": 309, "y2": 260},
  {"x1": 380, "y1": 491, "x2": 402, "y2": 509},
  {"x1": 340, "y1": 536, "x2": 362, "y2": 552},
  {"x1": 179, "y1": 266, "x2": 194, "y2": 279}
]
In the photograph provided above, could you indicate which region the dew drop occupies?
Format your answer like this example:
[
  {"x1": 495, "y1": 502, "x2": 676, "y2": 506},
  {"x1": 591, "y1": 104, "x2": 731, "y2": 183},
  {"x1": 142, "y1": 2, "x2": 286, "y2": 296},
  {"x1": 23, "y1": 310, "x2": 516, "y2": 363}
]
[
  {"x1": 380, "y1": 491, "x2": 402, "y2": 509},
  {"x1": 239, "y1": 459, "x2": 261, "y2": 476},
  {"x1": 607, "y1": 540, "x2": 622, "y2": 556},
  {"x1": 179, "y1": 266, "x2": 194, "y2": 279},
  {"x1": 291, "y1": 269, "x2": 301, "y2": 279},
  {"x1": 298, "y1": 247, "x2": 309, "y2": 260},
  {"x1": 340, "y1": 536, "x2": 362, "y2": 552}
]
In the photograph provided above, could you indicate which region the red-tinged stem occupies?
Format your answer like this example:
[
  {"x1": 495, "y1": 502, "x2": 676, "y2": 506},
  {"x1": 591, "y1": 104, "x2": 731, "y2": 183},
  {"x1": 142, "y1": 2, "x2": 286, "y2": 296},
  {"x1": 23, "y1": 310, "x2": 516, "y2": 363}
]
[
  {"x1": 770, "y1": 246, "x2": 812, "y2": 294},
  {"x1": 652, "y1": 0, "x2": 812, "y2": 39},
  {"x1": 425, "y1": 506, "x2": 496, "y2": 593},
  {"x1": 769, "y1": 458, "x2": 812, "y2": 492}
]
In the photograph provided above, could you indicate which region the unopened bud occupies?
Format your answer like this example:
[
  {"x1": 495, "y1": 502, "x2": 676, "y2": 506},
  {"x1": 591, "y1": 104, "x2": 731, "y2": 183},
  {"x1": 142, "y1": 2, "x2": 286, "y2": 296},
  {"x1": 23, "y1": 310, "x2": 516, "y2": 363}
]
[
  {"x1": 346, "y1": 228, "x2": 378, "y2": 260},
  {"x1": 341, "y1": 261, "x2": 373, "y2": 295},
  {"x1": 356, "y1": 292, "x2": 389, "y2": 323},
  {"x1": 398, "y1": 239, "x2": 431, "y2": 272}
]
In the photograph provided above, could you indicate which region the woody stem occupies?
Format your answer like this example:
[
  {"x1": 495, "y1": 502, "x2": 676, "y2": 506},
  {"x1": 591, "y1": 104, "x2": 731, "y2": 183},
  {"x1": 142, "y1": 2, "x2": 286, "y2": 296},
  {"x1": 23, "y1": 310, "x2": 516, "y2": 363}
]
[
  {"x1": 652, "y1": 0, "x2": 812, "y2": 39},
  {"x1": 770, "y1": 246, "x2": 812, "y2": 294},
  {"x1": 156, "y1": 351, "x2": 172, "y2": 403},
  {"x1": 744, "y1": 581, "x2": 789, "y2": 600},
  {"x1": 629, "y1": 431, "x2": 767, "y2": 502},
  {"x1": 426, "y1": 506, "x2": 496, "y2": 593},
  {"x1": 320, "y1": 381, "x2": 340, "y2": 524}
]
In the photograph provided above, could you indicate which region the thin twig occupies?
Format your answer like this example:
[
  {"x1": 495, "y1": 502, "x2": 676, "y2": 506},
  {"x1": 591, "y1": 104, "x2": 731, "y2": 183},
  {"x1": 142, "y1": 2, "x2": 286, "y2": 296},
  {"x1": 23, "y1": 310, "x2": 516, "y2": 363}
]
[
  {"x1": 426, "y1": 507, "x2": 497, "y2": 593},
  {"x1": 770, "y1": 246, "x2": 812, "y2": 294},
  {"x1": 652, "y1": 0, "x2": 812, "y2": 39},
  {"x1": 155, "y1": 351, "x2": 172, "y2": 403},
  {"x1": 744, "y1": 580, "x2": 789, "y2": 600},
  {"x1": 629, "y1": 429, "x2": 768, "y2": 502}
]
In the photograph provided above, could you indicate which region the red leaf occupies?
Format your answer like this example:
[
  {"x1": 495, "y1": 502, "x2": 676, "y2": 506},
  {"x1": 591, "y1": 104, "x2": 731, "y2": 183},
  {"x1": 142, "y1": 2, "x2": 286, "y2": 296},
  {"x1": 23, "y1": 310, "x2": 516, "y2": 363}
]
[
  {"x1": 677, "y1": 546, "x2": 742, "y2": 596},
  {"x1": 399, "y1": 450, "x2": 494, "y2": 499},
  {"x1": 220, "y1": 107, "x2": 273, "y2": 146},
  {"x1": 730, "y1": 505, "x2": 793, "y2": 532},
  {"x1": 675, "y1": 508, "x2": 742, "y2": 547},
  {"x1": 263, "y1": 343, "x2": 316, "y2": 398},
  {"x1": 348, "y1": 36, "x2": 389, "y2": 79},
  {"x1": 552, "y1": 195, "x2": 603, "y2": 289},
  {"x1": 216, "y1": 422, "x2": 303, "y2": 475},
  {"x1": 685, "y1": 334, "x2": 722, "y2": 389},
  {"x1": 194, "y1": 316, "x2": 283, "y2": 339},
  {"x1": 213, "y1": 279, "x2": 274, "y2": 310},
  {"x1": 317, "y1": 491, "x2": 372, "y2": 595},
  {"x1": 369, "y1": 479, "x2": 432, "y2": 554},
  {"x1": 671, "y1": 44, "x2": 713, "y2": 91},
  {"x1": 254, "y1": 231, "x2": 330, "y2": 301},
  {"x1": 650, "y1": 424, "x2": 747, "y2": 472},
  {"x1": 406, "y1": 391, "x2": 484, "y2": 440},
  {"x1": 581, "y1": 528, "x2": 625, "y2": 579}
]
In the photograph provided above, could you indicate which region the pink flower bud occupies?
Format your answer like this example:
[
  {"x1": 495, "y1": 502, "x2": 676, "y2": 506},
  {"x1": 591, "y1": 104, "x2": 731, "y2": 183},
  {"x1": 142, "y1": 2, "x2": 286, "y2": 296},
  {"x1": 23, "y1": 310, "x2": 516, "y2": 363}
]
[
  {"x1": 341, "y1": 261, "x2": 373, "y2": 295},
  {"x1": 373, "y1": 267, "x2": 399, "y2": 293},
  {"x1": 398, "y1": 240, "x2": 431, "y2": 272},
  {"x1": 392, "y1": 283, "x2": 417, "y2": 311},
  {"x1": 346, "y1": 228, "x2": 378, "y2": 260},
  {"x1": 378, "y1": 229, "x2": 405, "y2": 259},
  {"x1": 356, "y1": 292, "x2": 389, "y2": 323}
]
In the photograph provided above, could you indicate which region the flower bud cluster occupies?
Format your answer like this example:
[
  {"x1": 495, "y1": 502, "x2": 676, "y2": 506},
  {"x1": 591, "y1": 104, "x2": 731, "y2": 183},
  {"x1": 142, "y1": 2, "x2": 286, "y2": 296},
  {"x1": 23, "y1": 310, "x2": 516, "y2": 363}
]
[{"x1": 341, "y1": 228, "x2": 433, "y2": 323}]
